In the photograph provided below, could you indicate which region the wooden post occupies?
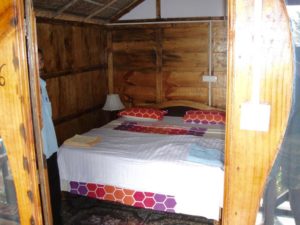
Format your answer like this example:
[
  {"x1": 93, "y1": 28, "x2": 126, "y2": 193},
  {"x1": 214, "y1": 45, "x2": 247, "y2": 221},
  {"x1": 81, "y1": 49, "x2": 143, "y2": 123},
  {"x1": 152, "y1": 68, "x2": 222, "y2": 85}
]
[
  {"x1": 223, "y1": 0, "x2": 293, "y2": 224},
  {"x1": 0, "y1": 0, "x2": 43, "y2": 224},
  {"x1": 156, "y1": 0, "x2": 161, "y2": 19},
  {"x1": 155, "y1": 1, "x2": 162, "y2": 104},
  {"x1": 156, "y1": 28, "x2": 163, "y2": 103},
  {"x1": 107, "y1": 31, "x2": 114, "y2": 94},
  {"x1": 25, "y1": 0, "x2": 53, "y2": 224}
]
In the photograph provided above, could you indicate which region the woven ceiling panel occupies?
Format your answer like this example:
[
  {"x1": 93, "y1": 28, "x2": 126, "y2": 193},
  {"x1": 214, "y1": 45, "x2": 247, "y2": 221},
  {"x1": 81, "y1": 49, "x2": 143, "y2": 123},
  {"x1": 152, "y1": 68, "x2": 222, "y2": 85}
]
[
  {"x1": 94, "y1": 7, "x2": 117, "y2": 19},
  {"x1": 33, "y1": 0, "x2": 145, "y2": 23},
  {"x1": 113, "y1": 0, "x2": 135, "y2": 9},
  {"x1": 33, "y1": 0, "x2": 70, "y2": 11},
  {"x1": 65, "y1": 0, "x2": 97, "y2": 17}
]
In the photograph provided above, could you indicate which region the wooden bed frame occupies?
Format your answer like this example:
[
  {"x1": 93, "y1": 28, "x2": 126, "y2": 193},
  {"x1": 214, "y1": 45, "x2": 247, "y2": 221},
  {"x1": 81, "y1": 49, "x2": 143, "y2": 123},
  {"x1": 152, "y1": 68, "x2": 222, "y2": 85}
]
[
  {"x1": 134, "y1": 100, "x2": 225, "y2": 111},
  {"x1": 131, "y1": 100, "x2": 225, "y2": 120}
]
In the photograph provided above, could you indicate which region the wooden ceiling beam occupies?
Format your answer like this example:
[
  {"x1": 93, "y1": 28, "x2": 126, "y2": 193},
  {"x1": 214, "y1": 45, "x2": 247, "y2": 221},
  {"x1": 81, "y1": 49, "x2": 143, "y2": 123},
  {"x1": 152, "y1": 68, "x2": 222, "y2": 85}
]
[
  {"x1": 110, "y1": 0, "x2": 145, "y2": 22},
  {"x1": 108, "y1": 16, "x2": 226, "y2": 25},
  {"x1": 84, "y1": 0, "x2": 118, "y2": 21},
  {"x1": 54, "y1": 0, "x2": 78, "y2": 18}
]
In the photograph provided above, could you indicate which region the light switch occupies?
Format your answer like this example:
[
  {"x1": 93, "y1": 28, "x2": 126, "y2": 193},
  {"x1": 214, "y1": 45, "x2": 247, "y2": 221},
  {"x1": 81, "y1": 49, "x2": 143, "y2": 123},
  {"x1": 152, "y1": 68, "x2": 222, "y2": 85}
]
[{"x1": 202, "y1": 75, "x2": 217, "y2": 82}]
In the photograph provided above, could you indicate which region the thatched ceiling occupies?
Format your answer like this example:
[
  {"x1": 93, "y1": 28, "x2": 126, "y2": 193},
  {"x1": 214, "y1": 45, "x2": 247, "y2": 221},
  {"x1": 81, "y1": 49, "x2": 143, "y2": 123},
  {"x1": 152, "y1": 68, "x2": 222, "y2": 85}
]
[{"x1": 33, "y1": 0, "x2": 145, "y2": 24}]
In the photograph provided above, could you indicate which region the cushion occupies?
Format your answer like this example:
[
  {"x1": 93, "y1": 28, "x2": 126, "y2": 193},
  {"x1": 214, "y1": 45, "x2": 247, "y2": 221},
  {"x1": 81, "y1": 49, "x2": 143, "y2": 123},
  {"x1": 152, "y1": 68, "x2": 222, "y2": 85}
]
[
  {"x1": 118, "y1": 107, "x2": 167, "y2": 121},
  {"x1": 183, "y1": 110, "x2": 226, "y2": 125},
  {"x1": 120, "y1": 115, "x2": 160, "y2": 122}
]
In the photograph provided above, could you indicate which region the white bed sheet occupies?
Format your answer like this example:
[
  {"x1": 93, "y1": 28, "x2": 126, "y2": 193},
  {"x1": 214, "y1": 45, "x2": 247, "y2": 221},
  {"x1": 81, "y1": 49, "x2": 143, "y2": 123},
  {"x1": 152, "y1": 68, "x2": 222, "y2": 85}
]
[{"x1": 58, "y1": 116, "x2": 225, "y2": 220}]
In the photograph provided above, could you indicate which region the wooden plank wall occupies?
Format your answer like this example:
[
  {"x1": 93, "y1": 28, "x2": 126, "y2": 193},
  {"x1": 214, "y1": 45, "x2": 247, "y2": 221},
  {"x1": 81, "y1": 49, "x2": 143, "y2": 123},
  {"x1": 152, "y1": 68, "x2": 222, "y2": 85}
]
[
  {"x1": 110, "y1": 21, "x2": 227, "y2": 108},
  {"x1": 36, "y1": 19, "x2": 108, "y2": 144}
]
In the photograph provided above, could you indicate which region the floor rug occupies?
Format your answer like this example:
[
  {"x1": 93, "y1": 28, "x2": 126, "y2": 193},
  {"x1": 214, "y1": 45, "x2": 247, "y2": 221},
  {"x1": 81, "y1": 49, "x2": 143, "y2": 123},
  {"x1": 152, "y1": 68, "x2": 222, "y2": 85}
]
[{"x1": 62, "y1": 192, "x2": 215, "y2": 225}]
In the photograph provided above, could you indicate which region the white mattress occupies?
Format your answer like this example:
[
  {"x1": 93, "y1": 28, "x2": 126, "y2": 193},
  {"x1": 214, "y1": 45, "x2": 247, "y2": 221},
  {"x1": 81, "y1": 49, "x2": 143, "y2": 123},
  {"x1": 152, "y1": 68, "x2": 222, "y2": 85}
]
[{"x1": 58, "y1": 116, "x2": 225, "y2": 220}]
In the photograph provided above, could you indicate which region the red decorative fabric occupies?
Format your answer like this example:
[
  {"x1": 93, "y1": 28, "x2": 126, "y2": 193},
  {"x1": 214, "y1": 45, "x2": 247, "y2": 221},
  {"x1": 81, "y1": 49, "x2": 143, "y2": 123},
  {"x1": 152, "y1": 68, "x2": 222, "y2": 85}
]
[
  {"x1": 118, "y1": 108, "x2": 167, "y2": 120},
  {"x1": 114, "y1": 121, "x2": 207, "y2": 136},
  {"x1": 183, "y1": 110, "x2": 226, "y2": 125}
]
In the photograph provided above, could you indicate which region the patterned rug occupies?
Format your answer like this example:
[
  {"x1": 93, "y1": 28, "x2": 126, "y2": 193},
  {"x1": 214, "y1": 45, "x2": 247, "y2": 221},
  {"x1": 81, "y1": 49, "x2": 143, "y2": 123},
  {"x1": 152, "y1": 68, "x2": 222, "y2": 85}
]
[{"x1": 62, "y1": 192, "x2": 215, "y2": 225}]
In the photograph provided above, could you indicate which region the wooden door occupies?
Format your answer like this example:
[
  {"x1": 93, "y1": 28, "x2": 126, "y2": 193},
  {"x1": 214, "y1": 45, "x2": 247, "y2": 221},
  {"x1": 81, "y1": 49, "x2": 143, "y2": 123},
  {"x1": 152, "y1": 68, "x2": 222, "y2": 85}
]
[
  {"x1": 223, "y1": 0, "x2": 294, "y2": 224},
  {"x1": 0, "y1": 0, "x2": 44, "y2": 224},
  {"x1": 24, "y1": 0, "x2": 53, "y2": 225}
]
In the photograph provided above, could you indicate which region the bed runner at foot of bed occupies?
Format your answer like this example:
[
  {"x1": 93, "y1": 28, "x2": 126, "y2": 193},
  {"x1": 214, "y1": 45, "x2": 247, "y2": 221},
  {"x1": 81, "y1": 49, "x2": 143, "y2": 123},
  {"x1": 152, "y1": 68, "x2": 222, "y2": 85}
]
[
  {"x1": 69, "y1": 181, "x2": 176, "y2": 212},
  {"x1": 114, "y1": 121, "x2": 207, "y2": 136}
]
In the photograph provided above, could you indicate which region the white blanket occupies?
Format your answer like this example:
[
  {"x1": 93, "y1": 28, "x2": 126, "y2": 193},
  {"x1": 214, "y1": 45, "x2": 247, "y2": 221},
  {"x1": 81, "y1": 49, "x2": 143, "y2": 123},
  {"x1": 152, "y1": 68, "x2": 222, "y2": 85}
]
[{"x1": 58, "y1": 116, "x2": 224, "y2": 220}]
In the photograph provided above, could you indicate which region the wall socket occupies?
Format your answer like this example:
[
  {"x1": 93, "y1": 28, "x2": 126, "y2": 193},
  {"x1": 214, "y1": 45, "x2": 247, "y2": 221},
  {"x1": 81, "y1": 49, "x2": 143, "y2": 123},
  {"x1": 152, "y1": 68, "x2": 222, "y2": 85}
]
[{"x1": 202, "y1": 75, "x2": 217, "y2": 82}]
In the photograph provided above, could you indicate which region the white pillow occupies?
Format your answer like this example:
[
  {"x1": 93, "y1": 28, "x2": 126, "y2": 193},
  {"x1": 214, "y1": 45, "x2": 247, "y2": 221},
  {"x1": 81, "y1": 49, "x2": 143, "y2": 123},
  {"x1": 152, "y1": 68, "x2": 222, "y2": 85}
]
[{"x1": 121, "y1": 115, "x2": 159, "y2": 122}]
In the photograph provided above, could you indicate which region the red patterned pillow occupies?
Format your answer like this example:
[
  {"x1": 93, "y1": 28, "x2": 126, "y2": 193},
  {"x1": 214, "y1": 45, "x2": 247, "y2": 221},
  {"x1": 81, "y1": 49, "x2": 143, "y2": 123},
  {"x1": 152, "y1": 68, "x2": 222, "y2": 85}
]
[
  {"x1": 183, "y1": 110, "x2": 226, "y2": 125},
  {"x1": 118, "y1": 108, "x2": 167, "y2": 121}
]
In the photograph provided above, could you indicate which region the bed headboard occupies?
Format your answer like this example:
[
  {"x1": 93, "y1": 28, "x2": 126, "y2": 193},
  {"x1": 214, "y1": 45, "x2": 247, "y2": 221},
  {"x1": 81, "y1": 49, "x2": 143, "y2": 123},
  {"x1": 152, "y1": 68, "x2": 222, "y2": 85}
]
[{"x1": 133, "y1": 100, "x2": 225, "y2": 116}]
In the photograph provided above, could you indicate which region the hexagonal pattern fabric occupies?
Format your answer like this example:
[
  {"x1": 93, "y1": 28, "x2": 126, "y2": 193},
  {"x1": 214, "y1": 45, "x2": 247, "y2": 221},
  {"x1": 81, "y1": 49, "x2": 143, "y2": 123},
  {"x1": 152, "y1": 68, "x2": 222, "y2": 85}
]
[
  {"x1": 118, "y1": 108, "x2": 167, "y2": 120},
  {"x1": 114, "y1": 121, "x2": 207, "y2": 136},
  {"x1": 183, "y1": 110, "x2": 226, "y2": 125},
  {"x1": 70, "y1": 181, "x2": 176, "y2": 212}
]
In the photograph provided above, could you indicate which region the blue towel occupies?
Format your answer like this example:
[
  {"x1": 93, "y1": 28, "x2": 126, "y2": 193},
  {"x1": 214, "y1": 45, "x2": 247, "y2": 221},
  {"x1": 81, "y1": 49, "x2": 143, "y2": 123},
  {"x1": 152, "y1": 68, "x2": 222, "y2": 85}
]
[{"x1": 187, "y1": 143, "x2": 224, "y2": 169}]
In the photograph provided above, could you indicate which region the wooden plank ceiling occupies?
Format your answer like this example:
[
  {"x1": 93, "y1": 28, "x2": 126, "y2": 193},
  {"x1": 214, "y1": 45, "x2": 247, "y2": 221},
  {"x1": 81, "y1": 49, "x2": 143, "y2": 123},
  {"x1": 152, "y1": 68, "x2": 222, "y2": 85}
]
[{"x1": 33, "y1": 0, "x2": 146, "y2": 24}]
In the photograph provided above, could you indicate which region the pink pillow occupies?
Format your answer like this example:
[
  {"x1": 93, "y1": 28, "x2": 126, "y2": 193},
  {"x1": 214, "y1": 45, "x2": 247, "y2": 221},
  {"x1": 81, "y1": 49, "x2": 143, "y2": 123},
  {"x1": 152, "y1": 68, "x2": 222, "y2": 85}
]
[
  {"x1": 183, "y1": 110, "x2": 225, "y2": 125},
  {"x1": 118, "y1": 108, "x2": 167, "y2": 120}
]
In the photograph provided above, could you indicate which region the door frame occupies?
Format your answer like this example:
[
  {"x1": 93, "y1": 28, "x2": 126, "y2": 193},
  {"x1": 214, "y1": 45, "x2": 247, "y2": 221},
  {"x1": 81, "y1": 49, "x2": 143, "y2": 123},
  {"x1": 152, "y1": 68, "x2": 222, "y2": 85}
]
[{"x1": 25, "y1": 0, "x2": 53, "y2": 224}]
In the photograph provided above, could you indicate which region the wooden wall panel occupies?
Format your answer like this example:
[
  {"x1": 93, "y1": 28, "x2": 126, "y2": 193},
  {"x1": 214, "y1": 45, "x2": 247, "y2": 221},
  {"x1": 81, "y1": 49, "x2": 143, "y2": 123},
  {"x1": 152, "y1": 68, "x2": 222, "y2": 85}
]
[
  {"x1": 114, "y1": 51, "x2": 157, "y2": 69},
  {"x1": 112, "y1": 28, "x2": 156, "y2": 42},
  {"x1": 162, "y1": 40, "x2": 208, "y2": 51},
  {"x1": 115, "y1": 71, "x2": 157, "y2": 87},
  {"x1": 37, "y1": 19, "x2": 108, "y2": 144},
  {"x1": 162, "y1": 24, "x2": 209, "y2": 104},
  {"x1": 212, "y1": 21, "x2": 227, "y2": 108},
  {"x1": 110, "y1": 22, "x2": 227, "y2": 108},
  {"x1": 162, "y1": 24, "x2": 209, "y2": 39},
  {"x1": 55, "y1": 109, "x2": 108, "y2": 144},
  {"x1": 165, "y1": 87, "x2": 208, "y2": 102},
  {"x1": 164, "y1": 72, "x2": 207, "y2": 87},
  {"x1": 163, "y1": 52, "x2": 208, "y2": 68},
  {"x1": 112, "y1": 27, "x2": 158, "y2": 104},
  {"x1": 37, "y1": 22, "x2": 104, "y2": 76},
  {"x1": 113, "y1": 41, "x2": 156, "y2": 51},
  {"x1": 123, "y1": 86, "x2": 157, "y2": 101}
]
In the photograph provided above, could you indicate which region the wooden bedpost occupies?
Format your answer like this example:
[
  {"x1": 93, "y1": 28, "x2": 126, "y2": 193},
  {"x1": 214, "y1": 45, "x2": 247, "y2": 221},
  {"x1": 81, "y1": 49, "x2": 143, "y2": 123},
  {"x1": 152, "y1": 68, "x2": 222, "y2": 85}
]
[{"x1": 223, "y1": 0, "x2": 293, "y2": 224}]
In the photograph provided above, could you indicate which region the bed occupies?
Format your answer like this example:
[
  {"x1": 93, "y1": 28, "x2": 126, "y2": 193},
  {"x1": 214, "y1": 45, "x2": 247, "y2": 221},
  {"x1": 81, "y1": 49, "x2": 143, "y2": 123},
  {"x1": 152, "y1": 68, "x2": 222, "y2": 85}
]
[{"x1": 57, "y1": 104, "x2": 225, "y2": 221}]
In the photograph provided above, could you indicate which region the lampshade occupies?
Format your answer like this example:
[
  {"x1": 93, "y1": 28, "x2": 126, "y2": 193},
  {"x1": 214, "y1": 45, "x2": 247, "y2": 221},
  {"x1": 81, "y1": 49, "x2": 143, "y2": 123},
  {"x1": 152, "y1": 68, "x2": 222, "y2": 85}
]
[{"x1": 102, "y1": 94, "x2": 125, "y2": 111}]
